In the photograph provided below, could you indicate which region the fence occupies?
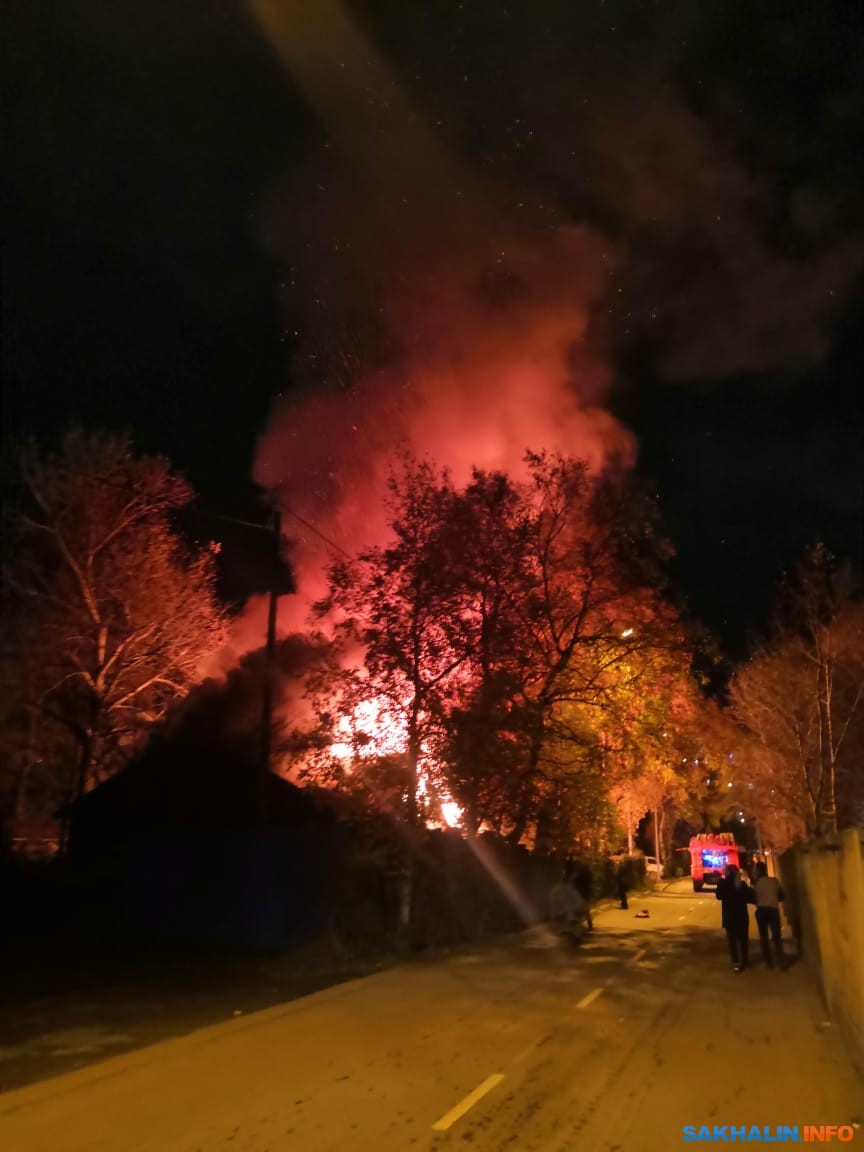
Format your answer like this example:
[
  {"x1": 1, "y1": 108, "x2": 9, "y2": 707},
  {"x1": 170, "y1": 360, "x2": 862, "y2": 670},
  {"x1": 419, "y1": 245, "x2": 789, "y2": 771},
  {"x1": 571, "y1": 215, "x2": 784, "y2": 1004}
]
[{"x1": 779, "y1": 827, "x2": 864, "y2": 1067}]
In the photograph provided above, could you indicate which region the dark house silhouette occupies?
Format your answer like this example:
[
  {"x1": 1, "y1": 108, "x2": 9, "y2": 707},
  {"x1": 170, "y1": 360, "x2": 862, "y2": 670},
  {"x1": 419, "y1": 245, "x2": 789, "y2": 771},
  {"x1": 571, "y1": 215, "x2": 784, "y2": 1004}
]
[{"x1": 70, "y1": 703, "x2": 342, "y2": 951}]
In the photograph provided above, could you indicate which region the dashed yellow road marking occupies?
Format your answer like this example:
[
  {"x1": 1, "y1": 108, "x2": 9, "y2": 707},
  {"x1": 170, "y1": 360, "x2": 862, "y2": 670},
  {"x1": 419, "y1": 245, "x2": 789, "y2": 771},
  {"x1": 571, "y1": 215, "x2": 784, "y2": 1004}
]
[
  {"x1": 431, "y1": 1073, "x2": 505, "y2": 1131},
  {"x1": 576, "y1": 986, "x2": 604, "y2": 1010}
]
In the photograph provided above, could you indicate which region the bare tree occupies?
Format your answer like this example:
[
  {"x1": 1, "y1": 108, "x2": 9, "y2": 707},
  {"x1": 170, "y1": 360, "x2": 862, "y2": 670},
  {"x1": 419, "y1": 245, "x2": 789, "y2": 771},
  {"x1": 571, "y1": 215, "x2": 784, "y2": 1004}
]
[
  {"x1": 729, "y1": 547, "x2": 864, "y2": 838},
  {"x1": 4, "y1": 429, "x2": 228, "y2": 819}
]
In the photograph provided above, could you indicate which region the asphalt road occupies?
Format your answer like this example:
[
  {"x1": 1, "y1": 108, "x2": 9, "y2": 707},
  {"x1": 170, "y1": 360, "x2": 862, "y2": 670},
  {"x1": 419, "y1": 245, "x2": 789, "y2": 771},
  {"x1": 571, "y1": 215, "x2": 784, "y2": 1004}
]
[{"x1": 1, "y1": 881, "x2": 861, "y2": 1151}]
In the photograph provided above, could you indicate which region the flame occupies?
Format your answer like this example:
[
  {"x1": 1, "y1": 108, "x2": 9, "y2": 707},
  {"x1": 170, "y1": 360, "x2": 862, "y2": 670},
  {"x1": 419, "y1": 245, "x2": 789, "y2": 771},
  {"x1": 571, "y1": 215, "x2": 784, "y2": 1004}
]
[
  {"x1": 329, "y1": 696, "x2": 408, "y2": 764},
  {"x1": 440, "y1": 801, "x2": 463, "y2": 829},
  {"x1": 325, "y1": 695, "x2": 465, "y2": 829}
]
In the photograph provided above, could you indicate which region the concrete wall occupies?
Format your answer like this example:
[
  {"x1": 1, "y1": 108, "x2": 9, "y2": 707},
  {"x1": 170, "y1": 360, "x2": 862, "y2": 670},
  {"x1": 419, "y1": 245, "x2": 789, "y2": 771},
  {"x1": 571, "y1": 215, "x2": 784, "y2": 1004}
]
[{"x1": 780, "y1": 828, "x2": 864, "y2": 1066}]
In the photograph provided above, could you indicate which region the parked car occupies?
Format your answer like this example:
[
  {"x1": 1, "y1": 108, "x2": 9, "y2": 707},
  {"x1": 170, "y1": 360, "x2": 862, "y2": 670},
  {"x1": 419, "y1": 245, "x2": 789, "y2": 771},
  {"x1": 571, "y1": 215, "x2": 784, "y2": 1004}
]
[{"x1": 644, "y1": 855, "x2": 662, "y2": 880}]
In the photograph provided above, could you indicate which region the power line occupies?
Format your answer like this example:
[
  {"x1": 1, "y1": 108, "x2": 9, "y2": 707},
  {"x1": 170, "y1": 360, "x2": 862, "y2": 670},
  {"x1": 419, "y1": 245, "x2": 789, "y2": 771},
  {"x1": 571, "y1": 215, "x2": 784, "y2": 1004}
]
[
  {"x1": 44, "y1": 465, "x2": 353, "y2": 558},
  {"x1": 188, "y1": 506, "x2": 272, "y2": 533},
  {"x1": 279, "y1": 507, "x2": 353, "y2": 559},
  {"x1": 189, "y1": 503, "x2": 351, "y2": 558}
]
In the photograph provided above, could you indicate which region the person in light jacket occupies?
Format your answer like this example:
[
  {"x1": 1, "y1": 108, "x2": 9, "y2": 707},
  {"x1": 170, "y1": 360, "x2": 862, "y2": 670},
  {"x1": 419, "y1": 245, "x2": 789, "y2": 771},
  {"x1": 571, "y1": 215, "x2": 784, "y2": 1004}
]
[{"x1": 754, "y1": 862, "x2": 785, "y2": 969}]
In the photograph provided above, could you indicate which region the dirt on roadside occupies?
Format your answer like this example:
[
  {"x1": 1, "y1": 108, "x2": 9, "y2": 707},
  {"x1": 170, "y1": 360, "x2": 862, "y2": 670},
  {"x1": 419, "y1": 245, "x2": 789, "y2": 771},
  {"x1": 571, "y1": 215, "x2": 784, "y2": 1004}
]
[{"x1": 0, "y1": 941, "x2": 395, "y2": 1094}]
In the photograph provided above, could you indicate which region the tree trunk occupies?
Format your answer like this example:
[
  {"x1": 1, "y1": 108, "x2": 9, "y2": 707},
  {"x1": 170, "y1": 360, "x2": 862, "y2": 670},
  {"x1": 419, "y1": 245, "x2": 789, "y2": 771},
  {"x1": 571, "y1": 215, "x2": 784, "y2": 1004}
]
[
  {"x1": 816, "y1": 639, "x2": 837, "y2": 834},
  {"x1": 398, "y1": 706, "x2": 421, "y2": 942},
  {"x1": 75, "y1": 726, "x2": 94, "y2": 802},
  {"x1": 661, "y1": 804, "x2": 675, "y2": 874},
  {"x1": 16, "y1": 709, "x2": 37, "y2": 822},
  {"x1": 653, "y1": 807, "x2": 661, "y2": 871},
  {"x1": 15, "y1": 761, "x2": 30, "y2": 822},
  {"x1": 506, "y1": 771, "x2": 536, "y2": 847},
  {"x1": 59, "y1": 727, "x2": 93, "y2": 856},
  {"x1": 507, "y1": 722, "x2": 544, "y2": 846}
]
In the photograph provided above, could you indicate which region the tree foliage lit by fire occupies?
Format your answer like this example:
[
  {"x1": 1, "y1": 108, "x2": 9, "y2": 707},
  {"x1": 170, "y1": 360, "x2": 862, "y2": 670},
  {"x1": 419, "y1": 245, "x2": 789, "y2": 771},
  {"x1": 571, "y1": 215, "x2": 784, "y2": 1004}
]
[
  {"x1": 293, "y1": 451, "x2": 701, "y2": 854},
  {"x1": 2, "y1": 431, "x2": 859, "y2": 863}
]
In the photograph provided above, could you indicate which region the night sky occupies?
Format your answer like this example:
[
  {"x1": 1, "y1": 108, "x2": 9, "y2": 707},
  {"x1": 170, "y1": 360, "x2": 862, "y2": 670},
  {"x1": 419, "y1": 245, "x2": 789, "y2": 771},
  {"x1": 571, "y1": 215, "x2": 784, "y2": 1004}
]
[{"x1": 3, "y1": 0, "x2": 862, "y2": 654}]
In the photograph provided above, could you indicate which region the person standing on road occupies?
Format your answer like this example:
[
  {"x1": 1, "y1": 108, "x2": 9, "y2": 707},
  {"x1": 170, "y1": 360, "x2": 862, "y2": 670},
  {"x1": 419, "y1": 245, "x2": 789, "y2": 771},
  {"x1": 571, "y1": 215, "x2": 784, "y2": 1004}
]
[
  {"x1": 715, "y1": 864, "x2": 755, "y2": 972},
  {"x1": 754, "y1": 862, "x2": 785, "y2": 969},
  {"x1": 573, "y1": 861, "x2": 594, "y2": 930},
  {"x1": 616, "y1": 862, "x2": 629, "y2": 910}
]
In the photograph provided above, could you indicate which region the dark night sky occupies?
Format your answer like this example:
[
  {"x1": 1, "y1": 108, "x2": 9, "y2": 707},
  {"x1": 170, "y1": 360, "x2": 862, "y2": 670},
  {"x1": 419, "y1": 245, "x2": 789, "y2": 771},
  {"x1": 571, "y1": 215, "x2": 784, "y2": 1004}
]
[{"x1": 3, "y1": 0, "x2": 862, "y2": 654}]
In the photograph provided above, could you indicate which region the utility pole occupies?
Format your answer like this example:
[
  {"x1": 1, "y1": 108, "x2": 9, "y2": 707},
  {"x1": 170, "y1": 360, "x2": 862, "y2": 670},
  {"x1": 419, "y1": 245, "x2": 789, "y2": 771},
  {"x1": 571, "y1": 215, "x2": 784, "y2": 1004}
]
[
  {"x1": 259, "y1": 508, "x2": 282, "y2": 784},
  {"x1": 190, "y1": 502, "x2": 285, "y2": 784}
]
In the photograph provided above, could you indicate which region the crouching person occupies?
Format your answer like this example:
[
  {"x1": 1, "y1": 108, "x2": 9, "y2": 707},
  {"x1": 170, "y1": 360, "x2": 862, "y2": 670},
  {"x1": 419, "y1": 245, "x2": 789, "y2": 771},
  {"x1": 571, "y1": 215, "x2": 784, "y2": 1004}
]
[{"x1": 549, "y1": 874, "x2": 589, "y2": 941}]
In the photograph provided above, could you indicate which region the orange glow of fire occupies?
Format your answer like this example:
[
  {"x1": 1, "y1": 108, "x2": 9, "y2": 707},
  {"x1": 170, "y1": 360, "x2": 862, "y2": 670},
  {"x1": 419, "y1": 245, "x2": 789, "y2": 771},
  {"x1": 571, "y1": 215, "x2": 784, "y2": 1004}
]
[
  {"x1": 440, "y1": 801, "x2": 463, "y2": 828},
  {"x1": 328, "y1": 696, "x2": 463, "y2": 829},
  {"x1": 329, "y1": 696, "x2": 408, "y2": 763}
]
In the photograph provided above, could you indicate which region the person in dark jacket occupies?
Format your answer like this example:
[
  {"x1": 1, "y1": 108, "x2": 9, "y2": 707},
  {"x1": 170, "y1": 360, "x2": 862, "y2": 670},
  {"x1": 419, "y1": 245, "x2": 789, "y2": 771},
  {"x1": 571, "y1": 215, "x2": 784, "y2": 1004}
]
[
  {"x1": 573, "y1": 861, "x2": 594, "y2": 930},
  {"x1": 616, "y1": 862, "x2": 629, "y2": 910},
  {"x1": 715, "y1": 864, "x2": 755, "y2": 972}
]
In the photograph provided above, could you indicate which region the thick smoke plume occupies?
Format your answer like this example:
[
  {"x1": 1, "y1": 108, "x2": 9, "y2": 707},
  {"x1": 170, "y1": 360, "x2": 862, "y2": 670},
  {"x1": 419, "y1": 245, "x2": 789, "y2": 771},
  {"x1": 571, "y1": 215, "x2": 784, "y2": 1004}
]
[
  {"x1": 254, "y1": 223, "x2": 633, "y2": 626},
  {"x1": 248, "y1": 0, "x2": 633, "y2": 638}
]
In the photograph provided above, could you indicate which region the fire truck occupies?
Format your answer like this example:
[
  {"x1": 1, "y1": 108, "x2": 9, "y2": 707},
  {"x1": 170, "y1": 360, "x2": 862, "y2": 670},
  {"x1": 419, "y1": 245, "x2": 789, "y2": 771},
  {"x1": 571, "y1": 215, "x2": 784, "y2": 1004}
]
[{"x1": 689, "y1": 833, "x2": 740, "y2": 892}]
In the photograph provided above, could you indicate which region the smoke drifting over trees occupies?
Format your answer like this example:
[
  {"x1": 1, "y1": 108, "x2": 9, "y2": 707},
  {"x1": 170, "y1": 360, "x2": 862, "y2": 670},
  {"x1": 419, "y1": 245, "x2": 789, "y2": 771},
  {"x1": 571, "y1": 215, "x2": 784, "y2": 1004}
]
[
  {"x1": 254, "y1": 222, "x2": 633, "y2": 622},
  {"x1": 248, "y1": 0, "x2": 861, "y2": 634},
  {"x1": 3, "y1": 2, "x2": 861, "y2": 861}
]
